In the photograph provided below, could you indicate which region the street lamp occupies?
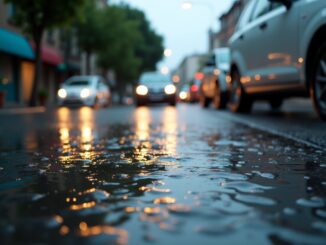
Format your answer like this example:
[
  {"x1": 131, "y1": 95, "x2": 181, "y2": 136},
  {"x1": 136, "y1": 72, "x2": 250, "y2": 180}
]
[
  {"x1": 164, "y1": 48, "x2": 173, "y2": 57},
  {"x1": 160, "y1": 66, "x2": 170, "y2": 75},
  {"x1": 180, "y1": 0, "x2": 217, "y2": 51},
  {"x1": 180, "y1": 1, "x2": 216, "y2": 31},
  {"x1": 181, "y1": 1, "x2": 193, "y2": 10}
]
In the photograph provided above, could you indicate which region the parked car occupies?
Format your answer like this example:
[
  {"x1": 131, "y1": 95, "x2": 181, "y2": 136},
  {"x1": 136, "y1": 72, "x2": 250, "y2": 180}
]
[
  {"x1": 57, "y1": 75, "x2": 111, "y2": 107},
  {"x1": 228, "y1": 0, "x2": 326, "y2": 120},
  {"x1": 135, "y1": 72, "x2": 177, "y2": 106},
  {"x1": 189, "y1": 79, "x2": 201, "y2": 102},
  {"x1": 200, "y1": 48, "x2": 230, "y2": 109}
]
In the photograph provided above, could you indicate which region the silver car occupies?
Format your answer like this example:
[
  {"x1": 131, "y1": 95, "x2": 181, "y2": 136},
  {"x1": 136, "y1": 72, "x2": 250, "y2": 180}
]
[
  {"x1": 57, "y1": 75, "x2": 111, "y2": 107},
  {"x1": 228, "y1": 0, "x2": 326, "y2": 120}
]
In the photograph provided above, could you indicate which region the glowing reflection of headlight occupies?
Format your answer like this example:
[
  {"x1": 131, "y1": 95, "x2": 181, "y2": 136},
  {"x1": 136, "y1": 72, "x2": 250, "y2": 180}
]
[
  {"x1": 136, "y1": 85, "x2": 148, "y2": 96},
  {"x1": 164, "y1": 84, "x2": 176, "y2": 95},
  {"x1": 179, "y1": 91, "x2": 187, "y2": 100},
  {"x1": 58, "y1": 88, "x2": 67, "y2": 98},
  {"x1": 80, "y1": 88, "x2": 91, "y2": 98}
]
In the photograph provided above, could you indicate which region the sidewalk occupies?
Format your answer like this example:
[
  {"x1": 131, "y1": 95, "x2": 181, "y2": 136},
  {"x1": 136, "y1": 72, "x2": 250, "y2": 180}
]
[{"x1": 0, "y1": 105, "x2": 46, "y2": 115}]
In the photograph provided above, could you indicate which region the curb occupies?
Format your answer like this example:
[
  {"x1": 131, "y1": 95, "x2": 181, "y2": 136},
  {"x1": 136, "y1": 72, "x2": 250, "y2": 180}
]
[{"x1": 0, "y1": 107, "x2": 46, "y2": 115}]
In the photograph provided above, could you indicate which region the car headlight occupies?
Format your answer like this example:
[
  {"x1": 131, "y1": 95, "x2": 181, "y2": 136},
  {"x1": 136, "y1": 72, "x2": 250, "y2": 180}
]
[
  {"x1": 58, "y1": 88, "x2": 67, "y2": 99},
  {"x1": 80, "y1": 88, "x2": 91, "y2": 98},
  {"x1": 164, "y1": 84, "x2": 176, "y2": 95},
  {"x1": 179, "y1": 91, "x2": 187, "y2": 100},
  {"x1": 136, "y1": 85, "x2": 148, "y2": 96}
]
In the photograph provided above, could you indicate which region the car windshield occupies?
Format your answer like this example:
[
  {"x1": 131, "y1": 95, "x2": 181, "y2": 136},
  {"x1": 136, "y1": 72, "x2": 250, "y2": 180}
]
[
  {"x1": 217, "y1": 51, "x2": 230, "y2": 65},
  {"x1": 66, "y1": 80, "x2": 90, "y2": 86},
  {"x1": 140, "y1": 73, "x2": 170, "y2": 85},
  {"x1": 181, "y1": 85, "x2": 189, "y2": 91}
]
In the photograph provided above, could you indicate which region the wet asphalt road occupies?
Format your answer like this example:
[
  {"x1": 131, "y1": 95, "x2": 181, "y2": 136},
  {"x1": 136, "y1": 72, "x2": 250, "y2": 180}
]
[{"x1": 0, "y1": 102, "x2": 326, "y2": 245}]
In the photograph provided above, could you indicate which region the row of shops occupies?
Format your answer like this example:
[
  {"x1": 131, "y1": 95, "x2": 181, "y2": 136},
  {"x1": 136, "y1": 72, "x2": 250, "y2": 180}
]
[{"x1": 0, "y1": 27, "x2": 80, "y2": 107}]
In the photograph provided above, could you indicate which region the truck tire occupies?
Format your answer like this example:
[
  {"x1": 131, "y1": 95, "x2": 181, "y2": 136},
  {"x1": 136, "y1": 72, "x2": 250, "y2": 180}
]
[
  {"x1": 228, "y1": 69, "x2": 252, "y2": 113},
  {"x1": 311, "y1": 42, "x2": 326, "y2": 121}
]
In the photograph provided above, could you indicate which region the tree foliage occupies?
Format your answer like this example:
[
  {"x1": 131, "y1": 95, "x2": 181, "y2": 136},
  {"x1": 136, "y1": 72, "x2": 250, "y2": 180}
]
[
  {"x1": 96, "y1": 6, "x2": 142, "y2": 85},
  {"x1": 5, "y1": 0, "x2": 84, "y2": 37},
  {"x1": 122, "y1": 5, "x2": 164, "y2": 73},
  {"x1": 95, "y1": 4, "x2": 164, "y2": 88},
  {"x1": 75, "y1": 0, "x2": 106, "y2": 74}
]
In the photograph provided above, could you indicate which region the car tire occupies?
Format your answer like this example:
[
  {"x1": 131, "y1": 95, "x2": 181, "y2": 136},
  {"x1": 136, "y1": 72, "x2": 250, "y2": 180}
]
[
  {"x1": 228, "y1": 69, "x2": 252, "y2": 113},
  {"x1": 136, "y1": 101, "x2": 145, "y2": 107},
  {"x1": 200, "y1": 92, "x2": 210, "y2": 108},
  {"x1": 92, "y1": 97, "x2": 99, "y2": 108},
  {"x1": 169, "y1": 99, "x2": 176, "y2": 106},
  {"x1": 213, "y1": 83, "x2": 228, "y2": 109},
  {"x1": 311, "y1": 42, "x2": 326, "y2": 121},
  {"x1": 269, "y1": 99, "x2": 283, "y2": 110}
]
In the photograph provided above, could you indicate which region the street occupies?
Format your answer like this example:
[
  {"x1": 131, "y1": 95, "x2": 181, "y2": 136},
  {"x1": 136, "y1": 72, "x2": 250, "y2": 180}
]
[{"x1": 0, "y1": 101, "x2": 326, "y2": 244}]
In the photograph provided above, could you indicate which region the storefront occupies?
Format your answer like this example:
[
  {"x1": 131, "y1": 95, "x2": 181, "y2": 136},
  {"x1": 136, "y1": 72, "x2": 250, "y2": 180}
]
[
  {"x1": 41, "y1": 45, "x2": 63, "y2": 104},
  {"x1": 30, "y1": 42, "x2": 63, "y2": 104},
  {"x1": 0, "y1": 28, "x2": 34, "y2": 105}
]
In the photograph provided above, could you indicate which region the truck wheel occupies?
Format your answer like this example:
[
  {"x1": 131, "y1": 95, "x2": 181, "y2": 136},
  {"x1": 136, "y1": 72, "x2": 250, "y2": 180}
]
[
  {"x1": 200, "y1": 92, "x2": 210, "y2": 108},
  {"x1": 92, "y1": 97, "x2": 99, "y2": 108},
  {"x1": 228, "y1": 69, "x2": 252, "y2": 113},
  {"x1": 213, "y1": 83, "x2": 228, "y2": 109},
  {"x1": 135, "y1": 99, "x2": 145, "y2": 107},
  {"x1": 311, "y1": 42, "x2": 326, "y2": 121},
  {"x1": 269, "y1": 99, "x2": 283, "y2": 110}
]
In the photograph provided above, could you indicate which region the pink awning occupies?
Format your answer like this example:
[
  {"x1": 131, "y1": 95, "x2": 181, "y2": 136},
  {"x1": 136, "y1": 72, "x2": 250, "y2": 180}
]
[{"x1": 30, "y1": 41, "x2": 63, "y2": 65}]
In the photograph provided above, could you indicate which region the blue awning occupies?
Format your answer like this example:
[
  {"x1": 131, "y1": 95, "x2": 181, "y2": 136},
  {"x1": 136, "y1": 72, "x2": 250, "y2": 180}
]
[{"x1": 0, "y1": 28, "x2": 34, "y2": 59}]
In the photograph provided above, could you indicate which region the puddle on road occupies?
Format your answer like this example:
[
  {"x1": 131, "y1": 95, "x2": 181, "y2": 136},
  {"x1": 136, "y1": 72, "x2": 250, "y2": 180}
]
[{"x1": 0, "y1": 107, "x2": 326, "y2": 244}]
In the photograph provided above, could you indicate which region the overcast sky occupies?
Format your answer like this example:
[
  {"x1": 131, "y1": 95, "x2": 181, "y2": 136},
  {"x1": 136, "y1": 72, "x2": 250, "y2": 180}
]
[{"x1": 111, "y1": 0, "x2": 234, "y2": 72}]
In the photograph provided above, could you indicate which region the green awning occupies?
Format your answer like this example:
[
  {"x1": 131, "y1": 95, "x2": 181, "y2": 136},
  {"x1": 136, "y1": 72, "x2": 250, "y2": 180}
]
[
  {"x1": 57, "y1": 62, "x2": 81, "y2": 71},
  {"x1": 0, "y1": 28, "x2": 34, "y2": 59}
]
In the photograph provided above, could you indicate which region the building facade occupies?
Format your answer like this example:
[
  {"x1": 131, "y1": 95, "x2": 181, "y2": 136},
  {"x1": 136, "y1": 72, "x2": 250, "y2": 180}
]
[
  {"x1": 210, "y1": 0, "x2": 250, "y2": 50},
  {"x1": 173, "y1": 54, "x2": 206, "y2": 85},
  {"x1": 0, "y1": 2, "x2": 34, "y2": 105}
]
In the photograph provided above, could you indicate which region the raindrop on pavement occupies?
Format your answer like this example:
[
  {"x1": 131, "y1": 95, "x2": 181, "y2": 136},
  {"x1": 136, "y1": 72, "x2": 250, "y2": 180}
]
[
  {"x1": 223, "y1": 181, "x2": 273, "y2": 193},
  {"x1": 213, "y1": 172, "x2": 248, "y2": 181},
  {"x1": 296, "y1": 197, "x2": 325, "y2": 208},
  {"x1": 235, "y1": 194, "x2": 276, "y2": 206}
]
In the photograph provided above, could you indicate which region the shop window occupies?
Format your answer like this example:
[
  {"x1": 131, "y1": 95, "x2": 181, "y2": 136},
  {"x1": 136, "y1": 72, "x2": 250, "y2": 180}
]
[
  {"x1": 7, "y1": 4, "x2": 16, "y2": 17},
  {"x1": 47, "y1": 31, "x2": 55, "y2": 45}
]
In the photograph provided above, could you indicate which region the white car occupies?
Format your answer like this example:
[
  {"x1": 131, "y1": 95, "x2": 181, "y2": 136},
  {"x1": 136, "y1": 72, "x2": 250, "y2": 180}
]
[
  {"x1": 228, "y1": 0, "x2": 326, "y2": 120},
  {"x1": 57, "y1": 76, "x2": 111, "y2": 107}
]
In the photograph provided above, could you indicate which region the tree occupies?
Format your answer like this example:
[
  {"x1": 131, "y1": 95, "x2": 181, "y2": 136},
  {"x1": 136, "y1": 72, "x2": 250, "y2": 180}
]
[
  {"x1": 122, "y1": 5, "x2": 164, "y2": 73},
  {"x1": 75, "y1": 0, "x2": 105, "y2": 74},
  {"x1": 96, "y1": 6, "x2": 142, "y2": 102},
  {"x1": 6, "y1": 0, "x2": 85, "y2": 106},
  {"x1": 96, "y1": 4, "x2": 164, "y2": 102}
]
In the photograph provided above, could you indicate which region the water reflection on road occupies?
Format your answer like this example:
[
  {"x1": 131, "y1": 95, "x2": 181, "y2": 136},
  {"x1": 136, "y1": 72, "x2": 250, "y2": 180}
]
[{"x1": 0, "y1": 106, "x2": 325, "y2": 244}]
